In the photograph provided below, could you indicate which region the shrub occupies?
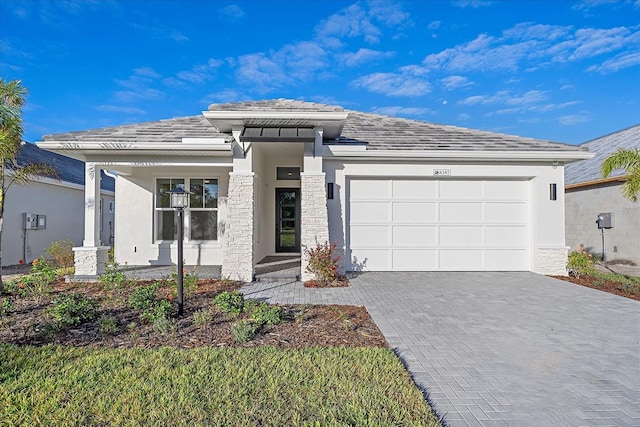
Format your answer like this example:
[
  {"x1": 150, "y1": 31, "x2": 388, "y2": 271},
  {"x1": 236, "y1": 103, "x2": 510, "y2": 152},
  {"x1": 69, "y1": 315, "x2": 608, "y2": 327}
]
[
  {"x1": 567, "y1": 248, "x2": 596, "y2": 278},
  {"x1": 100, "y1": 262, "x2": 133, "y2": 290},
  {"x1": 42, "y1": 240, "x2": 74, "y2": 272},
  {"x1": 140, "y1": 299, "x2": 175, "y2": 324},
  {"x1": 8, "y1": 258, "x2": 57, "y2": 299},
  {"x1": 152, "y1": 316, "x2": 177, "y2": 335},
  {"x1": 250, "y1": 302, "x2": 283, "y2": 327},
  {"x1": 213, "y1": 291, "x2": 245, "y2": 315},
  {"x1": 48, "y1": 293, "x2": 98, "y2": 329},
  {"x1": 193, "y1": 308, "x2": 213, "y2": 327},
  {"x1": 98, "y1": 315, "x2": 118, "y2": 335},
  {"x1": 128, "y1": 284, "x2": 160, "y2": 310},
  {"x1": 171, "y1": 267, "x2": 199, "y2": 297},
  {"x1": 231, "y1": 320, "x2": 258, "y2": 343},
  {"x1": 304, "y1": 241, "x2": 341, "y2": 286},
  {"x1": 0, "y1": 297, "x2": 14, "y2": 317}
]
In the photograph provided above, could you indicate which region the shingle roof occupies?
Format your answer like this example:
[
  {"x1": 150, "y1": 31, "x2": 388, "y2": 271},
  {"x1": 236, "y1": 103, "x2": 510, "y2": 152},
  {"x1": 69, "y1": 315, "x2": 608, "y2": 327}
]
[
  {"x1": 43, "y1": 99, "x2": 585, "y2": 153},
  {"x1": 42, "y1": 115, "x2": 227, "y2": 144},
  {"x1": 16, "y1": 142, "x2": 115, "y2": 191},
  {"x1": 565, "y1": 124, "x2": 640, "y2": 185}
]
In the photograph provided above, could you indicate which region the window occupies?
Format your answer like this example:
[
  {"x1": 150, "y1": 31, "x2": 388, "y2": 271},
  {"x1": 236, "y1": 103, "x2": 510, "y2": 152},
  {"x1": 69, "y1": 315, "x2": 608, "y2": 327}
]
[{"x1": 155, "y1": 178, "x2": 218, "y2": 241}]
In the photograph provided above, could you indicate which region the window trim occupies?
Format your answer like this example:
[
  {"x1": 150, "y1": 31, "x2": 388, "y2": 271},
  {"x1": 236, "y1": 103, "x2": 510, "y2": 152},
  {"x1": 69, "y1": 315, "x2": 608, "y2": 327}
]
[{"x1": 154, "y1": 176, "x2": 219, "y2": 243}]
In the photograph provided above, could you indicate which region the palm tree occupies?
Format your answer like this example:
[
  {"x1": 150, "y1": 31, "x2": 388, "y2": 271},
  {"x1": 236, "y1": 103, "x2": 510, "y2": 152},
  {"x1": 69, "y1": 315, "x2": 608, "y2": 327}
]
[
  {"x1": 1, "y1": 79, "x2": 58, "y2": 291},
  {"x1": 601, "y1": 148, "x2": 640, "y2": 202}
]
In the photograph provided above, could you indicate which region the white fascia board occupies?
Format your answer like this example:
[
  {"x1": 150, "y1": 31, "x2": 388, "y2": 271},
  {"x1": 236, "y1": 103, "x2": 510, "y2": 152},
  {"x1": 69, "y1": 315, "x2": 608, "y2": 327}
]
[
  {"x1": 181, "y1": 137, "x2": 229, "y2": 145},
  {"x1": 323, "y1": 148, "x2": 594, "y2": 162},
  {"x1": 202, "y1": 110, "x2": 349, "y2": 121},
  {"x1": 37, "y1": 141, "x2": 232, "y2": 152}
]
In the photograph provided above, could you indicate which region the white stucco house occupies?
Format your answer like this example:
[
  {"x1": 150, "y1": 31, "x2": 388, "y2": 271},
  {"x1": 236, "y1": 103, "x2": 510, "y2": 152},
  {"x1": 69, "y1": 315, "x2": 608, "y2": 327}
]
[
  {"x1": 37, "y1": 99, "x2": 591, "y2": 281},
  {"x1": 565, "y1": 124, "x2": 639, "y2": 264},
  {"x1": 3, "y1": 142, "x2": 114, "y2": 265}
]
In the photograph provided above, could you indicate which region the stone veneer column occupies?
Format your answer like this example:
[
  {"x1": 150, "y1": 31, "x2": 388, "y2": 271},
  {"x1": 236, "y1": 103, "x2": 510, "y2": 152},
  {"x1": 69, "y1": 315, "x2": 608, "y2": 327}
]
[
  {"x1": 222, "y1": 172, "x2": 255, "y2": 282},
  {"x1": 72, "y1": 246, "x2": 110, "y2": 278},
  {"x1": 536, "y1": 247, "x2": 569, "y2": 276},
  {"x1": 300, "y1": 172, "x2": 330, "y2": 281}
]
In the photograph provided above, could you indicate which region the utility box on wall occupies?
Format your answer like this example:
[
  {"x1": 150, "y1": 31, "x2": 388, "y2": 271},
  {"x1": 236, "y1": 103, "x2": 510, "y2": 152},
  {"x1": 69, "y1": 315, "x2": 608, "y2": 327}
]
[
  {"x1": 596, "y1": 212, "x2": 613, "y2": 229},
  {"x1": 23, "y1": 213, "x2": 47, "y2": 230}
]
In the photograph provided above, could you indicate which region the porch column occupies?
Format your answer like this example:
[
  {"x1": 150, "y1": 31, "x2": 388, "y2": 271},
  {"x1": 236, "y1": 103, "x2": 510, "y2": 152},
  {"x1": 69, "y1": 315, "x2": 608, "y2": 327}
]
[
  {"x1": 221, "y1": 172, "x2": 256, "y2": 282},
  {"x1": 72, "y1": 162, "x2": 109, "y2": 279},
  {"x1": 300, "y1": 127, "x2": 330, "y2": 281}
]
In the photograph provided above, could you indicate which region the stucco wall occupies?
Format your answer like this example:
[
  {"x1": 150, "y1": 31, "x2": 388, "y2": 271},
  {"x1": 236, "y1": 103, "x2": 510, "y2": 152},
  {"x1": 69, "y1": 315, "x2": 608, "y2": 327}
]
[
  {"x1": 324, "y1": 160, "x2": 568, "y2": 274},
  {"x1": 113, "y1": 167, "x2": 230, "y2": 266},
  {"x1": 565, "y1": 182, "x2": 640, "y2": 264},
  {"x1": 2, "y1": 179, "x2": 114, "y2": 265}
]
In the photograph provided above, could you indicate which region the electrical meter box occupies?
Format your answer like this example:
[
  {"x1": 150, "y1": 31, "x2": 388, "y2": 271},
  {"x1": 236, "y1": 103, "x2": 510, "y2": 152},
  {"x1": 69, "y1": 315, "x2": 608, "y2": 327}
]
[
  {"x1": 596, "y1": 212, "x2": 613, "y2": 229},
  {"x1": 23, "y1": 213, "x2": 47, "y2": 230}
]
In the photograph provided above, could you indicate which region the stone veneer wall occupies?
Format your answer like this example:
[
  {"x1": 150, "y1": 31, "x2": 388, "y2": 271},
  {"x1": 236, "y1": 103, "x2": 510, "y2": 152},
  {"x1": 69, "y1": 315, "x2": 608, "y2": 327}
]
[
  {"x1": 300, "y1": 173, "x2": 330, "y2": 281},
  {"x1": 72, "y1": 246, "x2": 110, "y2": 279},
  {"x1": 536, "y1": 247, "x2": 569, "y2": 276},
  {"x1": 222, "y1": 173, "x2": 255, "y2": 282}
]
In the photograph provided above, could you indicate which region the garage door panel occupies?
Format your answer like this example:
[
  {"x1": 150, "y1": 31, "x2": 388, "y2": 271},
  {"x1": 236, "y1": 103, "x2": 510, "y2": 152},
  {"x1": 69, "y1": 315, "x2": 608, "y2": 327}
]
[
  {"x1": 392, "y1": 225, "x2": 437, "y2": 246},
  {"x1": 392, "y1": 249, "x2": 438, "y2": 270},
  {"x1": 440, "y1": 202, "x2": 483, "y2": 223},
  {"x1": 350, "y1": 249, "x2": 391, "y2": 270},
  {"x1": 350, "y1": 225, "x2": 390, "y2": 246},
  {"x1": 440, "y1": 180, "x2": 483, "y2": 199},
  {"x1": 350, "y1": 202, "x2": 390, "y2": 222},
  {"x1": 392, "y1": 180, "x2": 437, "y2": 199},
  {"x1": 440, "y1": 249, "x2": 483, "y2": 270},
  {"x1": 350, "y1": 180, "x2": 390, "y2": 200},
  {"x1": 486, "y1": 226, "x2": 528, "y2": 247},
  {"x1": 440, "y1": 226, "x2": 483, "y2": 246},
  {"x1": 393, "y1": 202, "x2": 437, "y2": 222},
  {"x1": 485, "y1": 181, "x2": 528, "y2": 200},
  {"x1": 485, "y1": 202, "x2": 528, "y2": 223},
  {"x1": 485, "y1": 249, "x2": 529, "y2": 270}
]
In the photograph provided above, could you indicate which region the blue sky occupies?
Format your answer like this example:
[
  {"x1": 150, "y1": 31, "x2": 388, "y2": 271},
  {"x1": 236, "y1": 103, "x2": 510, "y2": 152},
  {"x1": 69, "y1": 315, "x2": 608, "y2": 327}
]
[{"x1": 1, "y1": 0, "x2": 639, "y2": 145}]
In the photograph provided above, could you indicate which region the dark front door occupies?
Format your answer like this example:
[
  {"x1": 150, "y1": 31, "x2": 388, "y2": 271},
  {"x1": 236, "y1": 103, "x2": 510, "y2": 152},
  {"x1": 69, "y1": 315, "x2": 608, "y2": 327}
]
[{"x1": 276, "y1": 188, "x2": 300, "y2": 253}]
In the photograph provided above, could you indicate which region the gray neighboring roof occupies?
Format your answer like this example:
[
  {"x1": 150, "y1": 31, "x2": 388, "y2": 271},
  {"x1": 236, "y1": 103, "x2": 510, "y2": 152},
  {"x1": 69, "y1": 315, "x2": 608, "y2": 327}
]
[
  {"x1": 42, "y1": 115, "x2": 228, "y2": 144},
  {"x1": 43, "y1": 99, "x2": 586, "y2": 153},
  {"x1": 16, "y1": 142, "x2": 115, "y2": 192},
  {"x1": 565, "y1": 124, "x2": 640, "y2": 185}
]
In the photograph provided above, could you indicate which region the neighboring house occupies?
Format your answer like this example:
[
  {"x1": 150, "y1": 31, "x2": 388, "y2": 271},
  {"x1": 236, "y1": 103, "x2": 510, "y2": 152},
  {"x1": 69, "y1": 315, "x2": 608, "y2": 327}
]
[
  {"x1": 37, "y1": 99, "x2": 591, "y2": 281},
  {"x1": 564, "y1": 124, "x2": 640, "y2": 265},
  {"x1": 2, "y1": 142, "x2": 115, "y2": 265}
]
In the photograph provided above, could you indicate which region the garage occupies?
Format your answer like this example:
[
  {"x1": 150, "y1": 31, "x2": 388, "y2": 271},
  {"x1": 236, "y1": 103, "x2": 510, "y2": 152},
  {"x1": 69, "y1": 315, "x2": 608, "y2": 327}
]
[{"x1": 347, "y1": 178, "x2": 531, "y2": 271}]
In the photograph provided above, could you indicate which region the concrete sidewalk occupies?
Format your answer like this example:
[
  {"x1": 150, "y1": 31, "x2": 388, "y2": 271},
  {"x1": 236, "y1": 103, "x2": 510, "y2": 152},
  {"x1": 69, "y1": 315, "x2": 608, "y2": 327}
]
[{"x1": 240, "y1": 272, "x2": 640, "y2": 426}]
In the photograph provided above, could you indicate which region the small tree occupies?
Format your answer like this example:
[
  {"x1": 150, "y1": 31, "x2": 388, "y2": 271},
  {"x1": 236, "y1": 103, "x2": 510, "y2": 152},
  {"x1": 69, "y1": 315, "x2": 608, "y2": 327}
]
[
  {"x1": 0, "y1": 79, "x2": 58, "y2": 291},
  {"x1": 601, "y1": 148, "x2": 640, "y2": 202}
]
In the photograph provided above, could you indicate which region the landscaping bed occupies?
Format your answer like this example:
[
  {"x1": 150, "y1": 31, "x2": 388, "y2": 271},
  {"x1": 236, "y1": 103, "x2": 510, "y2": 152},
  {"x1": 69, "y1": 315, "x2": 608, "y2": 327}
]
[
  {"x1": 552, "y1": 272, "x2": 640, "y2": 301},
  {"x1": 0, "y1": 277, "x2": 387, "y2": 348}
]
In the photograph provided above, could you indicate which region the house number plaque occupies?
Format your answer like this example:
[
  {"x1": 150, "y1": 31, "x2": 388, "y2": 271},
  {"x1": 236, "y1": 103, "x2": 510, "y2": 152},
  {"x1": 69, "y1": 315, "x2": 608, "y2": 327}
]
[{"x1": 433, "y1": 169, "x2": 452, "y2": 176}]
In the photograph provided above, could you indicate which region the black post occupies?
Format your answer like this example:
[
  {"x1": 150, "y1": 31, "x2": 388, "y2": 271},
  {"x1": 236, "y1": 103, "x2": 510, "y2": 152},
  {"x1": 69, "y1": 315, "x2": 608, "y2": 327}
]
[
  {"x1": 177, "y1": 208, "x2": 184, "y2": 316},
  {"x1": 601, "y1": 227, "x2": 606, "y2": 262}
]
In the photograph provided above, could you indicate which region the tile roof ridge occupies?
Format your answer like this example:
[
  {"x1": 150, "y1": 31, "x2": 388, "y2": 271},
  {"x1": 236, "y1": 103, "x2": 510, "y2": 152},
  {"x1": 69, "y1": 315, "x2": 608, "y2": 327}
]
[{"x1": 580, "y1": 123, "x2": 640, "y2": 146}]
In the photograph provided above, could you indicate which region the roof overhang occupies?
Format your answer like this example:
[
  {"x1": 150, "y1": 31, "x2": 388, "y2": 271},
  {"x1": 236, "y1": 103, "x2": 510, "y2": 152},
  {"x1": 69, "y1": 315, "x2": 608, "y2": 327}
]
[
  {"x1": 325, "y1": 146, "x2": 595, "y2": 162},
  {"x1": 36, "y1": 138, "x2": 232, "y2": 162},
  {"x1": 565, "y1": 175, "x2": 627, "y2": 190},
  {"x1": 202, "y1": 110, "x2": 349, "y2": 140},
  {"x1": 240, "y1": 127, "x2": 315, "y2": 143}
]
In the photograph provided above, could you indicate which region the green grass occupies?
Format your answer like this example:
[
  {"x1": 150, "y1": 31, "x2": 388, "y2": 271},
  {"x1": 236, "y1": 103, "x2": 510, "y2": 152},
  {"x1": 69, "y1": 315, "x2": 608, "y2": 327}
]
[{"x1": 0, "y1": 344, "x2": 440, "y2": 426}]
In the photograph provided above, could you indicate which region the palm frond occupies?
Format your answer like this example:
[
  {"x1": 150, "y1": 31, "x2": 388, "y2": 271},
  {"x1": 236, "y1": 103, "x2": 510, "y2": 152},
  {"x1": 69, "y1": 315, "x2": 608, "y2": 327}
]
[
  {"x1": 7, "y1": 163, "x2": 59, "y2": 189},
  {"x1": 601, "y1": 148, "x2": 640, "y2": 178}
]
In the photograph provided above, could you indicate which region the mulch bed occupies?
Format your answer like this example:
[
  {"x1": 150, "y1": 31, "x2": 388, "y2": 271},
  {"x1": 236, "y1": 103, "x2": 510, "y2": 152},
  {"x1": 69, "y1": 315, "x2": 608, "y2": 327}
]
[
  {"x1": 0, "y1": 278, "x2": 388, "y2": 349},
  {"x1": 551, "y1": 274, "x2": 640, "y2": 301}
]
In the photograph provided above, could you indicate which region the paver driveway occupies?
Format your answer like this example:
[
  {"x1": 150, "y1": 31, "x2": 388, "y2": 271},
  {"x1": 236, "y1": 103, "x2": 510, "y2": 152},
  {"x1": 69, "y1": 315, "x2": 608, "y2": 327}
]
[{"x1": 240, "y1": 272, "x2": 640, "y2": 426}]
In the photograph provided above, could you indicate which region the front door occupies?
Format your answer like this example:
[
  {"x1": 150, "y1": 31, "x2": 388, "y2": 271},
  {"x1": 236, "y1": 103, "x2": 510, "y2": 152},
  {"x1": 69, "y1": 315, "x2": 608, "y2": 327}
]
[{"x1": 276, "y1": 188, "x2": 300, "y2": 253}]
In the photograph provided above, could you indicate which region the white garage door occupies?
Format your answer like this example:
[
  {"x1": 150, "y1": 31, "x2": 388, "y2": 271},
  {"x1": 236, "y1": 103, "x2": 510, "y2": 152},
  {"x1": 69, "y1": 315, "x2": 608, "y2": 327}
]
[{"x1": 348, "y1": 178, "x2": 531, "y2": 271}]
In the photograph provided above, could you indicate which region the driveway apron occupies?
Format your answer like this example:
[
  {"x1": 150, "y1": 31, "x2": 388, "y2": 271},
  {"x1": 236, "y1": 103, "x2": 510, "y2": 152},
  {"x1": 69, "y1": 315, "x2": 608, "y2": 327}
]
[{"x1": 240, "y1": 272, "x2": 640, "y2": 426}]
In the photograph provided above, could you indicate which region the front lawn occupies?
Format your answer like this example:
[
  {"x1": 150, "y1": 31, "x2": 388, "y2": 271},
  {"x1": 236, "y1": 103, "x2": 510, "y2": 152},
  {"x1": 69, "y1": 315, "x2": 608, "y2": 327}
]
[{"x1": 0, "y1": 344, "x2": 440, "y2": 426}]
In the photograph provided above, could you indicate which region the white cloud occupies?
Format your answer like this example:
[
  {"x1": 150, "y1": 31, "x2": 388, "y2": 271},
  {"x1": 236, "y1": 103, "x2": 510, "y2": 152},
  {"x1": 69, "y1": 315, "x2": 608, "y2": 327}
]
[
  {"x1": 452, "y1": 0, "x2": 493, "y2": 8},
  {"x1": 428, "y1": 20, "x2": 441, "y2": 30},
  {"x1": 338, "y1": 48, "x2": 395, "y2": 67},
  {"x1": 422, "y1": 22, "x2": 639, "y2": 75},
  {"x1": 112, "y1": 68, "x2": 166, "y2": 103},
  {"x1": 459, "y1": 90, "x2": 548, "y2": 106},
  {"x1": 219, "y1": 4, "x2": 245, "y2": 19},
  {"x1": 174, "y1": 59, "x2": 223, "y2": 84},
  {"x1": 557, "y1": 113, "x2": 590, "y2": 125},
  {"x1": 352, "y1": 72, "x2": 431, "y2": 96},
  {"x1": 440, "y1": 75, "x2": 473, "y2": 90},
  {"x1": 315, "y1": 0, "x2": 411, "y2": 45},
  {"x1": 201, "y1": 89, "x2": 245, "y2": 105},
  {"x1": 587, "y1": 51, "x2": 640, "y2": 72}
]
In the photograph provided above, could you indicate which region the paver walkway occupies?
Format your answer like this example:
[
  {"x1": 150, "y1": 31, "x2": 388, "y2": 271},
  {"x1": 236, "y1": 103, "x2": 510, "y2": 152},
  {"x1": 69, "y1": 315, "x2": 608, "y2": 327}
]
[{"x1": 240, "y1": 272, "x2": 640, "y2": 426}]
